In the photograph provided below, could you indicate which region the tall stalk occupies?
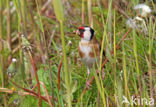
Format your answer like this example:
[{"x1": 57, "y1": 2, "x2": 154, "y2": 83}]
[
  {"x1": 132, "y1": 30, "x2": 142, "y2": 104},
  {"x1": 7, "y1": 0, "x2": 11, "y2": 49},
  {"x1": 0, "y1": 0, "x2": 3, "y2": 85},
  {"x1": 35, "y1": 0, "x2": 47, "y2": 64},
  {"x1": 108, "y1": 0, "x2": 112, "y2": 48},
  {"x1": 0, "y1": 0, "x2": 3, "y2": 71},
  {"x1": 113, "y1": 10, "x2": 117, "y2": 105},
  {"x1": 81, "y1": 0, "x2": 85, "y2": 24},
  {"x1": 132, "y1": 30, "x2": 140, "y2": 80},
  {"x1": 148, "y1": 17, "x2": 153, "y2": 106},
  {"x1": 87, "y1": 0, "x2": 93, "y2": 27},
  {"x1": 96, "y1": 0, "x2": 106, "y2": 105},
  {"x1": 122, "y1": 41, "x2": 128, "y2": 106},
  {"x1": 52, "y1": 0, "x2": 71, "y2": 106},
  {"x1": 60, "y1": 20, "x2": 71, "y2": 107},
  {"x1": 0, "y1": 0, "x2": 7, "y2": 106},
  {"x1": 98, "y1": 0, "x2": 113, "y2": 106}
]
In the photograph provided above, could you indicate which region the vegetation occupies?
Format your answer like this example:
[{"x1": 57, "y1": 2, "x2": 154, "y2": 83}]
[{"x1": 0, "y1": 0, "x2": 155, "y2": 106}]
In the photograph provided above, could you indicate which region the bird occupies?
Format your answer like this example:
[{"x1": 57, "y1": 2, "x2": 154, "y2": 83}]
[{"x1": 76, "y1": 26, "x2": 104, "y2": 87}]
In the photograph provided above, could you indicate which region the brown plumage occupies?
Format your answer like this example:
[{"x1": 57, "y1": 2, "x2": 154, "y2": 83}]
[
  {"x1": 76, "y1": 26, "x2": 105, "y2": 87},
  {"x1": 78, "y1": 37, "x2": 100, "y2": 58},
  {"x1": 78, "y1": 36, "x2": 101, "y2": 69},
  {"x1": 88, "y1": 37, "x2": 101, "y2": 58}
]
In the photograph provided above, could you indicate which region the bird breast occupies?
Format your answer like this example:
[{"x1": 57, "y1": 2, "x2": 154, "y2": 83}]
[{"x1": 79, "y1": 40, "x2": 99, "y2": 67}]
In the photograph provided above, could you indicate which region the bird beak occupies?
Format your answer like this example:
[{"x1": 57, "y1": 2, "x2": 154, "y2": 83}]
[
  {"x1": 75, "y1": 29, "x2": 79, "y2": 35},
  {"x1": 72, "y1": 29, "x2": 79, "y2": 35}
]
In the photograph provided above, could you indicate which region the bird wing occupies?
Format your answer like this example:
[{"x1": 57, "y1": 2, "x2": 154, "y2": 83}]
[
  {"x1": 89, "y1": 37, "x2": 101, "y2": 58},
  {"x1": 90, "y1": 37, "x2": 105, "y2": 57}
]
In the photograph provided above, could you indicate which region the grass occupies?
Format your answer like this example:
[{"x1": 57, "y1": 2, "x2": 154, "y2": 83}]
[{"x1": 0, "y1": 0, "x2": 156, "y2": 107}]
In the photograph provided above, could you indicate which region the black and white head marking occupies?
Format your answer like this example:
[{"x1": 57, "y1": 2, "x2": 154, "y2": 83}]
[{"x1": 78, "y1": 26, "x2": 95, "y2": 41}]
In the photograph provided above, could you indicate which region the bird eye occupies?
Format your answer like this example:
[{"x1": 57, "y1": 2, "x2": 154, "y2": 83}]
[{"x1": 79, "y1": 29, "x2": 85, "y2": 33}]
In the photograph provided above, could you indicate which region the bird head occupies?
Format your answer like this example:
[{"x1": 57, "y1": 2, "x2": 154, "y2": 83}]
[{"x1": 76, "y1": 26, "x2": 94, "y2": 41}]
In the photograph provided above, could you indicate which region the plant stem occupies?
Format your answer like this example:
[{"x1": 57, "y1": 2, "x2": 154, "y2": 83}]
[
  {"x1": 10, "y1": 80, "x2": 48, "y2": 102},
  {"x1": 81, "y1": 0, "x2": 85, "y2": 24},
  {"x1": 7, "y1": 0, "x2": 11, "y2": 49},
  {"x1": 0, "y1": 0, "x2": 7, "y2": 106},
  {"x1": 87, "y1": 0, "x2": 93, "y2": 27},
  {"x1": 113, "y1": 10, "x2": 117, "y2": 106},
  {"x1": 28, "y1": 51, "x2": 41, "y2": 107},
  {"x1": 132, "y1": 30, "x2": 142, "y2": 104},
  {"x1": 0, "y1": 0, "x2": 3, "y2": 84},
  {"x1": 59, "y1": 20, "x2": 71, "y2": 107},
  {"x1": 148, "y1": 17, "x2": 153, "y2": 107},
  {"x1": 57, "y1": 55, "x2": 63, "y2": 90}
]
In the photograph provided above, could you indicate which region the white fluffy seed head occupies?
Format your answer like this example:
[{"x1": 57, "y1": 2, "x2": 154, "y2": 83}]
[
  {"x1": 134, "y1": 4, "x2": 151, "y2": 13},
  {"x1": 134, "y1": 4, "x2": 151, "y2": 17},
  {"x1": 126, "y1": 18, "x2": 136, "y2": 29}
]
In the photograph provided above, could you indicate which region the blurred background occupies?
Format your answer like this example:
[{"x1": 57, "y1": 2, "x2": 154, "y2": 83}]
[{"x1": 0, "y1": 0, "x2": 155, "y2": 106}]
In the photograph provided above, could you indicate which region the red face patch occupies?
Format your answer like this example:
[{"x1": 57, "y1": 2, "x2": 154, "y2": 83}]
[
  {"x1": 79, "y1": 26, "x2": 84, "y2": 30},
  {"x1": 78, "y1": 27, "x2": 85, "y2": 38},
  {"x1": 80, "y1": 33, "x2": 84, "y2": 38}
]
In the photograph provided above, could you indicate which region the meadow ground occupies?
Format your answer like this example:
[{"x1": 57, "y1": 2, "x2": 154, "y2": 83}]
[{"x1": 0, "y1": 0, "x2": 156, "y2": 106}]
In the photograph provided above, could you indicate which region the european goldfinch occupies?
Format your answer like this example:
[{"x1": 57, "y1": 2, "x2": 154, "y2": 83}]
[{"x1": 76, "y1": 26, "x2": 103, "y2": 86}]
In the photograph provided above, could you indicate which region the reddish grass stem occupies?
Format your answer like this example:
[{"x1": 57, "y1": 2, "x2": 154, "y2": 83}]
[
  {"x1": 57, "y1": 55, "x2": 63, "y2": 90},
  {"x1": 40, "y1": 82, "x2": 53, "y2": 107},
  {"x1": 28, "y1": 51, "x2": 41, "y2": 107},
  {"x1": 10, "y1": 80, "x2": 48, "y2": 102}
]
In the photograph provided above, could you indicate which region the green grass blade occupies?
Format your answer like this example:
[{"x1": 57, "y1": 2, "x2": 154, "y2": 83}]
[{"x1": 52, "y1": 0, "x2": 65, "y2": 21}]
